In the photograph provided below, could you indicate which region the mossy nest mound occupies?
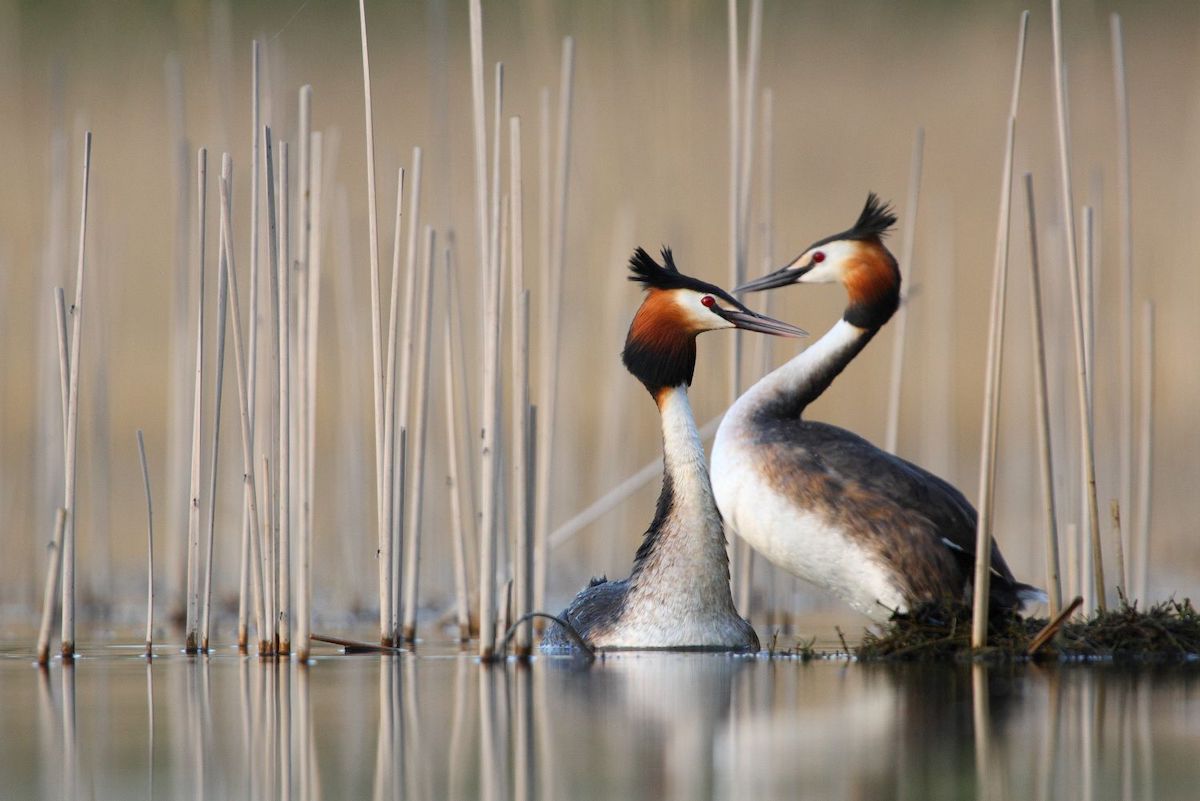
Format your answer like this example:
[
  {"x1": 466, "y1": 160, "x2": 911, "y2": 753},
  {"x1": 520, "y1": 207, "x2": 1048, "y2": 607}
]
[{"x1": 855, "y1": 598, "x2": 1200, "y2": 663}]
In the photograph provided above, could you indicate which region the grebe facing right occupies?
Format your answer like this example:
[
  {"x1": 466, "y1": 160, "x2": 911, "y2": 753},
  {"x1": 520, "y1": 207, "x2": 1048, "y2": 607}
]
[
  {"x1": 541, "y1": 247, "x2": 806, "y2": 651},
  {"x1": 711, "y1": 194, "x2": 1045, "y2": 622}
]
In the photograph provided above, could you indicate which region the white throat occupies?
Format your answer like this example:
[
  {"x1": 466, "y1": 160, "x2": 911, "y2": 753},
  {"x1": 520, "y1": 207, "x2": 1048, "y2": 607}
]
[{"x1": 725, "y1": 318, "x2": 865, "y2": 424}]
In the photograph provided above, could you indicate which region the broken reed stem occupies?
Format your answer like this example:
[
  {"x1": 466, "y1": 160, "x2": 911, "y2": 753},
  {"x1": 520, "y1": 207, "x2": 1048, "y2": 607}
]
[
  {"x1": 278, "y1": 140, "x2": 292, "y2": 653},
  {"x1": 382, "y1": 167, "x2": 405, "y2": 643},
  {"x1": 219, "y1": 168, "x2": 269, "y2": 659},
  {"x1": 401, "y1": 227, "x2": 437, "y2": 642},
  {"x1": 1022, "y1": 173, "x2": 1063, "y2": 616},
  {"x1": 137, "y1": 431, "x2": 155, "y2": 657},
  {"x1": 399, "y1": 149, "x2": 426, "y2": 641},
  {"x1": 509, "y1": 115, "x2": 532, "y2": 655},
  {"x1": 1051, "y1": 0, "x2": 1105, "y2": 614},
  {"x1": 1134, "y1": 301, "x2": 1154, "y2": 602},
  {"x1": 185, "y1": 146, "x2": 207, "y2": 655},
  {"x1": 443, "y1": 254, "x2": 472, "y2": 642},
  {"x1": 971, "y1": 10, "x2": 1027, "y2": 650},
  {"x1": 1111, "y1": 14, "x2": 1135, "y2": 603},
  {"x1": 884, "y1": 126, "x2": 925, "y2": 455},
  {"x1": 298, "y1": 131, "x2": 323, "y2": 664},
  {"x1": 238, "y1": 38, "x2": 262, "y2": 655},
  {"x1": 60, "y1": 131, "x2": 92, "y2": 660},
  {"x1": 1026, "y1": 595, "x2": 1084, "y2": 656},
  {"x1": 36, "y1": 509, "x2": 67, "y2": 666},
  {"x1": 55, "y1": 288, "x2": 70, "y2": 439},
  {"x1": 534, "y1": 37, "x2": 576, "y2": 617},
  {"x1": 201, "y1": 155, "x2": 233, "y2": 652},
  {"x1": 357, "y1": 0, "x2": 390, "y2": 648}
]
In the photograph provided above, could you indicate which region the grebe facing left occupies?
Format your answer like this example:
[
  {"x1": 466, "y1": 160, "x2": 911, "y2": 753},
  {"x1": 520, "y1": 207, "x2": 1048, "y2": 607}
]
[
  {"x1": 712, "y1": 194, "x2": 1045, "y2": 623},
  {"x1": 541, "y1": 247, "x2": 806, "y2": 651}
]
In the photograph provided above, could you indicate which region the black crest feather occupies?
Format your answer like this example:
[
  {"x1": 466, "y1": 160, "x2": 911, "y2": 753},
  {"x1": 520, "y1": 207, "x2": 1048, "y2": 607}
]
[
  {"x1": 628, "y1": 246, "x2": 686, "y2": 290},
  {"x1": 849, "y1": 192, "x2": 897, "y2": 240},
  {"x1": 626, "y1": 246, "x2": 745, "y2": 308},
  {"x1": 798, "y1": 193, "x2": 899, "y2": 254}
]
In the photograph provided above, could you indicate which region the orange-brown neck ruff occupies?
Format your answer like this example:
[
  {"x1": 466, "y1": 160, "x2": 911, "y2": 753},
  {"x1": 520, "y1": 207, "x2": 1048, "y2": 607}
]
[
  {"x1": 843, "y1": 243, "x2": 901, "y2": 331},
  {"x1": 622, "y1": 289, "x2": 698, "y2": 394}
]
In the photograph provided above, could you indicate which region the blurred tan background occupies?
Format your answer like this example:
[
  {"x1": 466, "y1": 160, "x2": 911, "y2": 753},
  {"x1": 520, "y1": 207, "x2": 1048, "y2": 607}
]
[{"x1": 0, "y1": 0, "x2": 1195, "y2": 634}]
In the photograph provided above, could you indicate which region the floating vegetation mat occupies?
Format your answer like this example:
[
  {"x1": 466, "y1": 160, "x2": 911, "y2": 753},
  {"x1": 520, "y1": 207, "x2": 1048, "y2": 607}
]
[{"x1": 854, "y1": 598, "x2": 1200, "y2": 663}]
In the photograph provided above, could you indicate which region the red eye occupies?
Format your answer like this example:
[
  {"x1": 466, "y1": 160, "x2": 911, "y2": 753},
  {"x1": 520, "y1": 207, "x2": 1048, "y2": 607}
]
[
  {"x1": 812, "y1": 251, "x2": 826, "y2": 263},
  {"x1": 701, "y1": 295, "x2": 716, "y2": 307}
]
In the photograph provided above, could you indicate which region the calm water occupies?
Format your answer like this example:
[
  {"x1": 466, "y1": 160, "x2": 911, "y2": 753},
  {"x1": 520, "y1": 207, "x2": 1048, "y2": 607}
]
[{"x1": 1, "y1": 642, "x2": 1197, "y2": 801}]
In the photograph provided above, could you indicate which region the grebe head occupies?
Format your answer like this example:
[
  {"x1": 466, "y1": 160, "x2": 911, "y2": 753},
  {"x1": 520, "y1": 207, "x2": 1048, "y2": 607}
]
[
  {"x1": 736, "y1": 194, "x2": 900, "y2": 325},
  {"x1": 622, "y1": 247, "x2": 806, "y2": 392}
]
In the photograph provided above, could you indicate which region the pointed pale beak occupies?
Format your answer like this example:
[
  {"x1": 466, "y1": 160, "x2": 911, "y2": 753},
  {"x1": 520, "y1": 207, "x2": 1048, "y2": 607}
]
[
  {"x1": 714, "y1": 306, "x2": 807, "y2": 338},
  {"x1": 735, "y1": 260, "x2": 811, "y2": 293}
]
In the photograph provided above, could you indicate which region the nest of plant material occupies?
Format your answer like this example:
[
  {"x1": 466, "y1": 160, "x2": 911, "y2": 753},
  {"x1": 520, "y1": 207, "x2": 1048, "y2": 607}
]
[
  {"x1": 855, "y1": 600, "x2": 1039, "y2": 662},
  {"x1": 854, "y1": 597, "x2": 1200, "y2": 662},
  {"x1": 1055, "y1": 598, "x2": 1200, "y2": 661}
]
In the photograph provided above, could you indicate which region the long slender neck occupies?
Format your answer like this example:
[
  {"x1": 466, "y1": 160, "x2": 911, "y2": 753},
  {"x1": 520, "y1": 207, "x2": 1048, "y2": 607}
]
[
  {"x1": 630, "y1": 385, "x2": 730, "y2": 586},
  {"x1": 730, "y1": 317, "x2": 877, "y2": 421}
]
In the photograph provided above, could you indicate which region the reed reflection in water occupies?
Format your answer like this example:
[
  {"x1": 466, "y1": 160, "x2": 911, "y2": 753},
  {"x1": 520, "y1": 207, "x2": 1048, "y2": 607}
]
[{"x1": 2, "y1": 649, "x2": 1197, "y2": 801}]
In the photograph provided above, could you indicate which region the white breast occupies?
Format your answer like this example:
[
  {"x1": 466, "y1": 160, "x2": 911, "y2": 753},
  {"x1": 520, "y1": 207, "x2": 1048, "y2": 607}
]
[{"x1": 712, "y1": 419, "x2": 904, "y2": 622}]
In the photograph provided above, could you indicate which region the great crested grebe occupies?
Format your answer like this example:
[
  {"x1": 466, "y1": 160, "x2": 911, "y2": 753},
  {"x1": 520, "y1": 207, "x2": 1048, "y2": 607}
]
[
  {"x1": 711, "y1": 194, "x2": 1045, "y2": 622},
  {"x1": 542, "y1": 247, "x2": 806, "y2": 651}
]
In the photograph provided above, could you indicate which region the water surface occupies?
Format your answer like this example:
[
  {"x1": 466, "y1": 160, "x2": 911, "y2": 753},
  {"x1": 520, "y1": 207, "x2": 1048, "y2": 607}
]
[{"x1": 2, "y1": 641, "x2": 1197, "y2": 800}]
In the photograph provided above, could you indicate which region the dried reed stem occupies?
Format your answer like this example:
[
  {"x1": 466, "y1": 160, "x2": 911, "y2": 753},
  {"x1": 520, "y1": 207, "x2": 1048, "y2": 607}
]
[
  {"x1": 1111, "y1": 14, "x2": 1135, "y2": 589},
  {"x1": 260, "y1": 453, "x2": 275, "y2": 655},
  {"x1": 60, "y1": 131, "x2": 92, "y2": 659},
  {"x1": 971, "y1": 10, "x2": 1027, "y2": 650},
  {"x1": 219, "y1": 169, "x2": 269, "y2": 659},
  {"x1": 298, "y1": 131, "x2": 323, "y2": 663},
  {"x1": 382, "y1": 167, "x2": 406, "y2": 643},
  {"x1": 296, "y1": 86, "x2": 313, "y2": 659},
  {"x1": 444, "y1": 254, "x2": 473, "y2": 641},
  {"x1": 731, "y1": 0, "x2": 763, "y2": 611},
  {"x1": 533, "y1": 37, "x2": 575, "y2": 616},
  {"x1": 238, "y1": 38, "x2": 262, "y2": 654},
  {"x1": 489, "y1": 63, "x2": 505, "y2": 328},
  {"x1": 1134, "y1": 302, "x2": 1154, "y2": 601},
  {"x1": 1051, "y1": 0, "x2": 1105, "y2": 613},
  {"x1": 479, "y1": 198, "x2": 506, "y2": 659},
  {"x1": 401, "y1": 227, "x2": 437, "y2": 642},
  {"x1": 278, "y1": 140, "x2": 292, "y2": 653},
  {"x1": 263, "y1": 127, "x2": 281, "y2": 653},
  {"x1": 1022, "y1": 173, "x2": 1063, "y2": 615},
  {"x1": 185, "y1": 146, "x2": 207, "y2": 655},
  {"x1": 200, "y1": 155, "x2": 233, "y2": 652},
  {"x1": 138, "y1": 431, "x2": 155, "y2": 656},
  {"x1": 884, "y1": 127, "x2": 925, "y2": 455},
  {"x1": 54, "y1": 288, "x2": 69, "y2": 439},
  {"x1": 1111, "y1": 500, "x2": 1127, "y2": 597},
  {"x1": 357, "y1": 0, "x2": 390, "y2": 647},
  {"x1": 399, "y1": 148, "x2": 426, "y2": 640},
  {"x1": 36, "y1": 509, "x2": 67, "y2": 666},
  {"x1": 509, "y1": 115, "x2": 532, "y2": 654}
]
